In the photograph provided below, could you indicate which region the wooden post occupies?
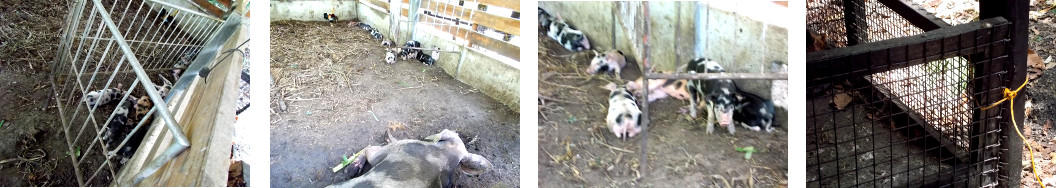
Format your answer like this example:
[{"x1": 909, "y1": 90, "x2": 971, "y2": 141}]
[
  {"x1": 980, "y1": 0, "x2": 1027, "y2": 186},
  {"x1": 842, "y1": 0, "x2": 865, "y2": 45}
]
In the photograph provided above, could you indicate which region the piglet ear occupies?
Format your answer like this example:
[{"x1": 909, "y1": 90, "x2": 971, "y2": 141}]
[
  {"x1": 601, "y1": 82, "x2": 618, "y2": 91},
  {"x1": 460, "y1": 153, "x2": 491, "y2": 176}
]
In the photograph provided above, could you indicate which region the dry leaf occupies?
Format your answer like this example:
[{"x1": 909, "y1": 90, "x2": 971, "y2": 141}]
[
  {"x1": 1047, "y1": 56, "x2": 1055, "y2": 70},
  {"x1": 1026, "y1": 122, "x2": 1033, "y2": 137},
  {"x1": 387, "y1": 121, "x2": 406, "y2": 131},
  {"x1": 1027, "y1": 100, "x2": 1034, "y2": 119},
  {"x1": 1046, "y1": 120, "x2": 1052, "y2": 134},
  {"x1": 833, "y1": 93, "x2": 852, "y2": 110},
  {"x1": 1029, "y1": 49, "x2": 1044, "y2": 81}
]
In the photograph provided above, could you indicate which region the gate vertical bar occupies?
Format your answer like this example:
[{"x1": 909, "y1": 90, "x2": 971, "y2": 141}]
[{"x1": 638, "y1": 1, "x2": 651, "y2": 181}]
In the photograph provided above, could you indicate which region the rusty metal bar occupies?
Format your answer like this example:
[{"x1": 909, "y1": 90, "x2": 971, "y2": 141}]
[
  {"x1": 644, "y1": 72, "x2": 788, "y2": 80},
  {"x1": 638, "y1": 1, "x2": 651, "y2": 181}
]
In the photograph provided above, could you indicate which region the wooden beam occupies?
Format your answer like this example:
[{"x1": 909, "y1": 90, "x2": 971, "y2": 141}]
[
  {"x1": 378, "y1": 0, "x2": 518, "y2": 35},
  {"x1": 216, "y1": 0, "x2": 232, "y2": 9},
  {"x1": 418, "y1": 0, "x2": 519, "y2": 35},
  {"x1": 368, "y1": 0, "x2": 519, "y2": 60},
  {"x1": 417, "y1": 17, "x2": 519, "y2": 61},
  {"x1": 403, "y1": 0, "x2": 519, "y2": 10},
  {"x1": 362, "y1": 0, "x2": 391, "y2": 12},
  {"x1": 191, "y1": 0, "x2": 224, "y2": 18},
  {"x1": 475, "y1": 0, "x2": 519, "y2": 10},
  {"x1": 466, "y1": 30, "x2": 519, "y2": 60}
]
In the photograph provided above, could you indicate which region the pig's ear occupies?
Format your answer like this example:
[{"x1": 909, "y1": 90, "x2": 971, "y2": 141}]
[
  {"x1": 602, "y1": 82, "x2": 618, "y2": 91},
  {"x1": 459, "y1": 153, "x2": 492, "y2": 175}
]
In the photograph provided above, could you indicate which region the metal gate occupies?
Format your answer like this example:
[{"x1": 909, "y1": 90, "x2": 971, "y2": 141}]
[
  {"x1": 49, "y1": 0, "x2": 223, "y2": 186},
  {"x1": 806, "y1": 0, "x2": 1027, "y2": 187}
]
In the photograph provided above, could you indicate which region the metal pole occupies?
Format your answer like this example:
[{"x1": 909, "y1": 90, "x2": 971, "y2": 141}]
[
  {"x1": 638, "y1": 1, "x2": 650, "y2": 181},
  {"x1": 87, "y1": 0, "x2": 192, "y2": 185}
]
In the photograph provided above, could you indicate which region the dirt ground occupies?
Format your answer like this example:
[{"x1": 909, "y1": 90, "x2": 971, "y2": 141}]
[
  {"x1": 0, "y1": 0, "x2": 89, "y2": 186},
  {"x1": 1021, "y1": 2, "x2": 1056, "y2": 187},
  {"x1": 537, "y1": 32, "x2": 789, "y2": 187},
  {"x1": 268, "y1": 21, "x2": 520, "y2": 188}
]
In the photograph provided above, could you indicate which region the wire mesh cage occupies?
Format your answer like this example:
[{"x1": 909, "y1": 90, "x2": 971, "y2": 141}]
[
  {"x1": 806, "y1": 14, "x2": 1019, "y2": 187},
  {"x1": 48, "y1": 0, "x2": 223, "y2": 185}
]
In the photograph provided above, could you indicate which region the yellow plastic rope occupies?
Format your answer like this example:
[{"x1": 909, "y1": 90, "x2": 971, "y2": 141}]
[{"x1": 981, "y1": 78, "x2": 1044, "y2": 188}]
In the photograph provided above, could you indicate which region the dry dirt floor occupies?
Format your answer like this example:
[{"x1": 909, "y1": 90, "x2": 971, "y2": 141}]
[
  {"x1": 537, "y1": 32, "x2": 789, "y2": 187},
  {"x1": 0, "y1": 0, "x2": 95, "y2": 186},
  {"x1": 269, "y1": 21, "x2": 520, "y2": 188}
]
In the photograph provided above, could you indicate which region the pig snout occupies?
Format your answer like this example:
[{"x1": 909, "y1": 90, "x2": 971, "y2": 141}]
[
  {"x1": 718, "y1": 110, "x2": 732, "y2": 127},
  {"x1": 625, "y1": 122, "x2": 641, "y2": 138},
  {"x1": 611, "y1": 125, "x2": 625, "y2": 139}
]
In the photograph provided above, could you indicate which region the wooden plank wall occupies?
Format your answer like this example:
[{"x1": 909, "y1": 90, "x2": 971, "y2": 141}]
[{"x1": 362, "y1": 0, "x2": 521, "y2": 60}]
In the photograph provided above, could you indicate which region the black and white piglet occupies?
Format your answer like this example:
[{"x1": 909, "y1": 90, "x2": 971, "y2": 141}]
[
  {"x1": 416, "y1": 47, "x2": 440, "y2": 65},
  {"x1": 686, "y1": 58, "x2": 739, "y2": 134},
  {"x1": 85, "y1": 87, "x2": 124, "y2": 107},
  {"x1": 102, "y1": 98, "x2": 134, "y2": 150},
  {"x1": 400, "y1": 41, "x2": 421, "y2": 60},
  {"x1": 603, "y1": 83, "x2": 642, "y2": 140},
  {"x1": 538, "y1": 8, "x2": 591, "y2": 52},
  {"x1": 384, "y1": 47, "x2": 398, "y2": 64},
  {"x1": 732, "y1": 88, "x2": 776, "y2": 133},
  {"x1": 369, "y1": 28, "x2": 383, "y2": 40},
  {"x1": 328, "y1": 129, "x2": 491, "y2": 188}
]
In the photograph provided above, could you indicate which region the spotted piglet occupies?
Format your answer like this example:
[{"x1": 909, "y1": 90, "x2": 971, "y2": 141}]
[
  {"x1": 733, "y1": 88, "x2": 776, "y2": 133},
  {"x1": 328, "y1": 129, "x2": 491, "y2": 187},
  {"x1": 625, "y1": 77, "x2": 690, "y2": 103},
  {"x1": 102, "y1": 98, "x2": 134, "y2": 151},
  {"x1": 603, "y1": 83, "x2": 642, "y2": 140},
  {"x1": 538, "y1": 8, "x2": 591, "y2": 52},
  {"x1": 401, "y1": 41, "x2": 421, "y2": 60},
  {"x1": 586, "y1": 49, "x2": 626, "y2": 78},
  {"x1": 384, "y1": 47, "x2": 398, "y2": 64},
  {"x1": 85, "y1": 87, "x2": 124, "y2": 107},
  {"x1": 686, "y1": 58, "x2": 739, "y2": 134},
  {"x1": 416, "y1": 47, "x2": 439, "y2": 65}
]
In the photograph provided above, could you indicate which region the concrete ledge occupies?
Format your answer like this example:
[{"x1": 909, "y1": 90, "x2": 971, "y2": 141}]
[{"x1": 269, "y1": 1, "x2": 358, "y2": 22}]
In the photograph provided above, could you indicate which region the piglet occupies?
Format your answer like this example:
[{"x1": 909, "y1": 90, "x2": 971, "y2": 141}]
[
  {"x1": 602, "y1": 83, "x2": 642, "y2": 140},
  {"x1": 586, "y1": 49, "x2": 626, "y2": 78}
]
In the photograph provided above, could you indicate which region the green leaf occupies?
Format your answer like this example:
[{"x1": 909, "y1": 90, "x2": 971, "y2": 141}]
[
  {"x1": 398, "y1": 82, "x2": 412, "y2": 87},
  {"x1": 0, "y1": 119, "x2": 5, "y2": 129},
  {"x1": 736, "y1": 146, "x2": 755, "y2": 160},
  {"x1": 567, "y1": 115, "x2": 577, "y2": 123},
  {"x1": 75, "y1": 146, "x2": 81, "y2": 157},
  {"x1": 422, "y1": 68, "x2": 427, "y2": 72}
]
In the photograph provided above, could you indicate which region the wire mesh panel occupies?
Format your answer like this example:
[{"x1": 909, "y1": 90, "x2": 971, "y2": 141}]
[
  {"x1": 806, "y1": 17, "x2": 1015, "y2": 187},
  {"x1": 807, "y1": 0, "x2": 930, "y2": 48},
  {"x1": 49, "y1": 0, "x2": 221, "y2": 186}
]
